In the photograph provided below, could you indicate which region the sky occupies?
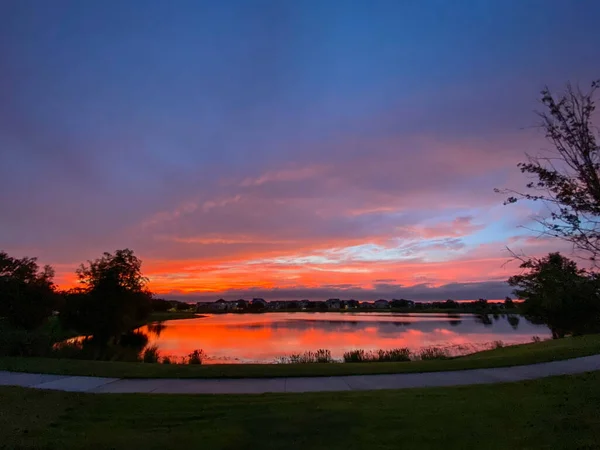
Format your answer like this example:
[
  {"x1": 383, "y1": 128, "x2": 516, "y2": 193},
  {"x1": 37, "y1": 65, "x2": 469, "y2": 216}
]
[{"x1": 1, "y1": 0, "x2": 600, "y2": 301}]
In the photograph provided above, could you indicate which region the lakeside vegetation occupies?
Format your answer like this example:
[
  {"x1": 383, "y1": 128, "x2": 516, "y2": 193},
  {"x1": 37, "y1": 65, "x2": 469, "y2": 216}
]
[
  {"x1": 1, "y1": 333, "x2": 600, "y2": 379},
  {"x1": 3, "y1": 371, "x2": 600, "y2": 449},
  {"x1": 194, "y1": 297, "x2": 522, "y2": 315}
]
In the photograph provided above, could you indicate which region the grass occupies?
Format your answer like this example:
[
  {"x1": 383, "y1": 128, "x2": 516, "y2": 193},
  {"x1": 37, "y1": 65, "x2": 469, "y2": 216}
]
[
  {"x1": 1, "y1": 334, "x2": 600, "y2": 379},
  {"x1": 1, "y1": 372, "x2": 600, "y2": 449},
  {"x1": 144, "y1": 311, "x2": 200, "y2": 323}
]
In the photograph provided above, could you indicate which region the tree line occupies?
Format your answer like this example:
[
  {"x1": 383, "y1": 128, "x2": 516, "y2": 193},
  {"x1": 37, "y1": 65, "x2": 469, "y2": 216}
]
[{"x1": 0, "y1": 249, "x2": 152, "y2": 345}]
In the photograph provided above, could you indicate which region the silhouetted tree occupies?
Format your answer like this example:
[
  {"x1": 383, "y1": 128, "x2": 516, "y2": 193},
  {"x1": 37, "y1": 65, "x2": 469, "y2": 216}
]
[
  {"x1": 0, "y1": 251, "x2": 59, "y2": 330},
  {"x1": 175, "y1": 301, "x2": 192, "y2": 311},
  {"x1": 151, "y1": 298, "x2": 172, "y2": 312},
  {"x1": 497, "y1": 80, "x2": 600, "y2": 264},
  {"x1": 60, "y1": 249, "x2": 152, "y2": 342},
  {"x1": 504, "y1": 296, "x2": 515, "y2": 310},
  {"x1": 508, "y1": 252, "x2": 600, "y2": 338}
]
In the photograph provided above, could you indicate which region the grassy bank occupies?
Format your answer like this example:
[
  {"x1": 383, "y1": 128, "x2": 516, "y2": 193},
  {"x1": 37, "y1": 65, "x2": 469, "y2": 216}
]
[
  {"x1": 143, "y1": 311, "x2": 200, "y2": 323},
  {"x1": 1, "y1": 334, "x2": 599, "y2": 379},
  {"x1": 2, "y1": 371, "x2": 600, "y2": 449}
]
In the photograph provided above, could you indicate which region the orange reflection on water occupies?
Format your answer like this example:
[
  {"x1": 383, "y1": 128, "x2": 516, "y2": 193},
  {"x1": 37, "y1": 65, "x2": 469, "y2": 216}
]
[{"x1": 137, "y1": 312, "x2": 551, "y2": 363}]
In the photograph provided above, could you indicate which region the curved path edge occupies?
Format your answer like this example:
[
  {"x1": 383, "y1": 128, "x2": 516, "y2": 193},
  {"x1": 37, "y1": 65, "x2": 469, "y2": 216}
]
[{"x1": 1, "y1": 355, "x2": 600, "y2": 395}]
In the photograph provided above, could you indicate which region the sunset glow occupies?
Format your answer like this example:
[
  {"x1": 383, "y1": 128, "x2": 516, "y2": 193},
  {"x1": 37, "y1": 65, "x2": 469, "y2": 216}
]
[{"x1": 2, "y1": 2, "x2": 599, "y2": 301}]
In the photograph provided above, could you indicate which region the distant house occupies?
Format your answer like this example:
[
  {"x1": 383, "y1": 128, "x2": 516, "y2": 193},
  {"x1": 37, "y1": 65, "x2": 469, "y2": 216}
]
[
  {"x1": 195, "y1": 301, "x2": 213, "y2": 312},
  {"x1": 326, "y1": 298, "x2": 341, "y2": 310},
  {"x1": 299, "y1": 299, "x2": 310, "y2": 309},
  {"x1": 345, "y1": 299, "x2": 359, "y2": 309},
  {"x1": 374, "y1": 299, "x2": 390, "y2": 309},
  {"x1": 267, "y1": 301, "x2": 281, "y2": 310},
  {"x1": 251, "y1": 298, "x2": 267, "y2": 306},
  {"x1": 212, "y1": 299, "x2": 229, "y2": 311},
  {"x1": 391, "y1": 299, "x2": 415, "y2": 308},
  {"x1": 236, "y1": 299, "x2": 249, "y2": 310}
]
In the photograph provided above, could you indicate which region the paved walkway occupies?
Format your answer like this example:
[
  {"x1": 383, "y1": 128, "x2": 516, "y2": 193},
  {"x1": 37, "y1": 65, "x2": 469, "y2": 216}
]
[{"x1": 1, "y1": 355, "x2": 600, "y2": 395}]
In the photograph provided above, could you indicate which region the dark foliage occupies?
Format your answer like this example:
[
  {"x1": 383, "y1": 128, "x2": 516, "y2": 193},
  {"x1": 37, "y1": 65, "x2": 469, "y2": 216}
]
[
  {"x1": 60, "y1": 249, "x2": 152, "y2": 342},
  {"x1": 508, "y1": 252, "x2": 600, "y2": 338},
  {"x1": 0, "y1": 251, "x2": 60, "y2": 330},
  {"x1": 497, "y1": 80, "x2": 600, "y2": 263},
  {"x1": 151, "y1": 298, "x2": 172, "y2": 312}
]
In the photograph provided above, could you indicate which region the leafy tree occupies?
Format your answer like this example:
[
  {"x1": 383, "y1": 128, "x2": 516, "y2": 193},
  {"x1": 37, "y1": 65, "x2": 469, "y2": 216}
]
[
  {"x1": 0, "y1": 251, "x2": 59, "y2": 330},
  {"x1": 497, "y1": 80, "x2": 600, "y2": 264},
  {"x1": 508, "y1": 252, "x2": 600, "y2": 338},
  {"x1": 151, "y1": 298, "x2": 172, "y2": 312},
  {"x1": 60, "y1": 249, "x2": 152, "y2": 342},
  {"x1": 504, "y1": 296, "x2": 515, "y2": 309}
]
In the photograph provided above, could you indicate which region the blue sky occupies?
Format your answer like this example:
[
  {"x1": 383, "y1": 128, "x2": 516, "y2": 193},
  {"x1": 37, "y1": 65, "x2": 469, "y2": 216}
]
[{"x1": 1, "y1": 0, "x2": 599, "y2": 299}]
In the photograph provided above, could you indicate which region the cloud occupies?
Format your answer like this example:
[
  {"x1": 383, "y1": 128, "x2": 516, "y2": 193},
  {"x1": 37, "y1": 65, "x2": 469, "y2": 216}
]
[
  {"x1": 163, "y1": 280, "x2": 513, "y2": 302},
  {"x1": 4, "y1": 0, "x2": 594, "y2": 297}
]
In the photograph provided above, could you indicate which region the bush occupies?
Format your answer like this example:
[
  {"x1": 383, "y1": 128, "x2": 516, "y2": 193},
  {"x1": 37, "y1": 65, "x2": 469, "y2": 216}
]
[
  {"x1": 278, "y1": 349, "x2": 334, "y2": 364},
  {"x1": 0, "y1": 327, "x2": 55, "y2": 357},
  {"x1": 418, "y1": 347, "x2": 449, "y2": 360},
  {"x1": 142, "y1": 345, "x2": 160, "y2": 363},
  {"x1": 343, "y1": 348, "x2": 411, "y2": 363},
  {"x1": 161, "y1": 356, "x2": 172, "y2": 364},
  {"x1": 0, "y1": 318, "x2": 71, "y2": 357},
  {"x1": 378, "y1": 348, "x2": 411, "y2": 362},
  {"x1": 119, "y1": 331, "x2": 149, "y2": 348},
  {"x1": 532, "y1": 335, "x2": 542, "y2": 343},
  {"x1": 343, "y1": 349, "x2": 366, "y2": 363},
  {"x1": 187, "y1": 349, "x2": 206, "y2": 365},
  {"x1": 493, "y1": 340, "x2": 504, "y2": 349},
  {"x1": 314, "y1": 349, "x2": 332, "y2": 363},
  {"x1": 51, "y1": 337, "x2": 144, "y2": 362}
]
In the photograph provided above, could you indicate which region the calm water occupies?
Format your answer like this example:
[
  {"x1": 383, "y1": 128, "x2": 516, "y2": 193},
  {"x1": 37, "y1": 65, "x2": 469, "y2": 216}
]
[{"x1": 137, "y1": 312, "x2": 552, "y2": 364}]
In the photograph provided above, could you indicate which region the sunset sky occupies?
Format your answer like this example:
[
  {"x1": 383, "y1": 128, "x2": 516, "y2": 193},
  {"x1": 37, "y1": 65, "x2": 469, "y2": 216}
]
[{"x1": 2, "y1": 1, "x2": 600, "y2": 301}]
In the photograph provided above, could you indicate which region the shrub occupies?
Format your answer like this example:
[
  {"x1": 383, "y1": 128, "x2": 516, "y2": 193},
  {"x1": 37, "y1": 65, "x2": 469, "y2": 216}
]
[
  {"x1": 532, "y1": 335, "x2": 542, "y2": 343},
  {"x1": 314, "y1": 349, "x2": 333, "y2": 363},
  {"x1": 142, "y1": 345, "x2": 160, "y2": 363},
  {"x1": 493, "y1": 340, "x2": 504, "y2": 349},
  {"x1": 187, "y1": 349, "x2": 206, "y2": 365},
  {"x1": 343, "y1": 349, "x2": 366, "y2": 363},
  {"x1": 418, "y1": 347, "x2": 449, "y2": 360},
  {"x1": 278, "y1": 349, "x2": 334, "y2": 364},
  {"x1": 0, "y1": 327, "x2": 56, "y2": 357},
  {"x1": 343, "y1": 348, "x2": 411, "y2": 363},
  {"x1": 162, "y1": 356, "x2": 172, "y2": 364},
  {"x1": 378, "y1": 348, "x2": 411, "y2": 362}
]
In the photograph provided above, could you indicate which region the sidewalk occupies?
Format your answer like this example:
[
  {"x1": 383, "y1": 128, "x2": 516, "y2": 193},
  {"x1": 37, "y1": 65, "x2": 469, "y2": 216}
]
[{"x1": 1, "y1": 354, "x2": 599, "y2": 395}]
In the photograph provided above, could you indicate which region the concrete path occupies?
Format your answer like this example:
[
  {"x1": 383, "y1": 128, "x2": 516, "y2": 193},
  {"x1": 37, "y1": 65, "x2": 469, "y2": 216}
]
[{"x1": 1, "y1": 355, "x2": 600, "y2": 395}]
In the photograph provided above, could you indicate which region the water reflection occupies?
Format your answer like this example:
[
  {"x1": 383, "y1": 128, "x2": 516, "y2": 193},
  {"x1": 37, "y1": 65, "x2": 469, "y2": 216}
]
[
  {"x1": 147, "y1": 321, "x2": 166, "y2": 337},
  {"x1": 136, "y1": 312, "x2": 551, "y2": 364}
]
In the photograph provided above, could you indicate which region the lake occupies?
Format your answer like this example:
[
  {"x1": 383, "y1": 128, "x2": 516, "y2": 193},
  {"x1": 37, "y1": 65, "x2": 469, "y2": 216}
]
[{"x1": 137, "y1": 312, "x2": 552, "y2": 363}]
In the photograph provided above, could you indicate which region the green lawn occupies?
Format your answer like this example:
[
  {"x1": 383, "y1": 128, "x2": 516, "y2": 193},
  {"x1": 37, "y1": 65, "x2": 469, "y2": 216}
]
[
  {"x1": 2, "y1": 371, "x2": 600, "y2": 449},
  {"x1": 1, "y1": 334, "x2": 600, "y2": 379}
]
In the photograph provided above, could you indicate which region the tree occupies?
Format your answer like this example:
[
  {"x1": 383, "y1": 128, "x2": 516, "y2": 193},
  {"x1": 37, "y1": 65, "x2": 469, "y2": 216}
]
[
  {"x1": 60, "y1": 249, "x2": 152, "y2": 342},
  {"x1": 497, "y1": 80, "x2": 600, "y2": 264},
  {"x1": 508, "y1": 252, "x2": 600, "y2": 338},
  {"x1": 504, "y1": 296, "x2": 515, "y2": 310},
  {"x1": 0, "y1": 251, "x2": 58, "y2": 330}
]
